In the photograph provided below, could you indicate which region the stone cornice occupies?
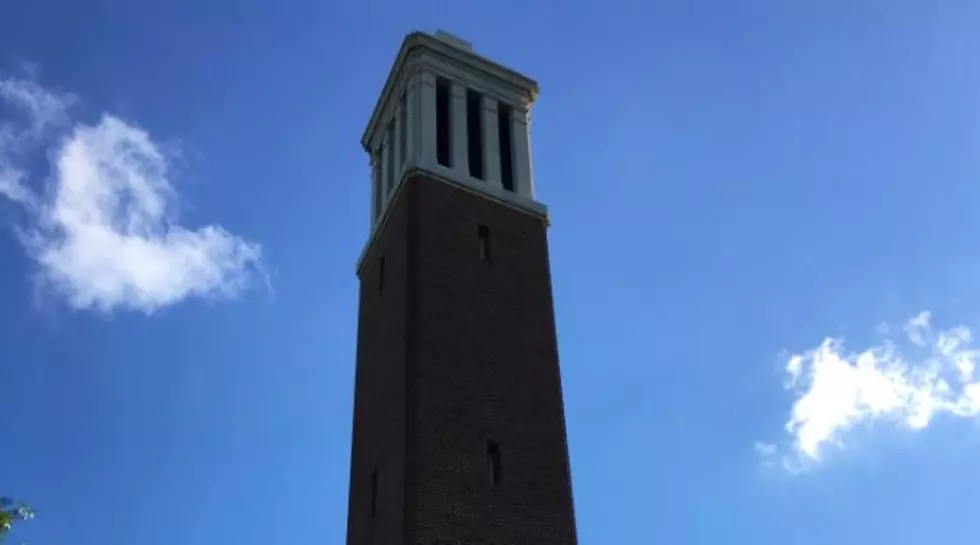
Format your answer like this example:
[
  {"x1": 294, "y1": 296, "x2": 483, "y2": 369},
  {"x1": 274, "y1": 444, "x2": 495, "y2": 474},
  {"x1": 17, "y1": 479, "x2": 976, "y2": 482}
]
[{"x1": 361, "y1": 31, "x2": 539, "y2": 154}]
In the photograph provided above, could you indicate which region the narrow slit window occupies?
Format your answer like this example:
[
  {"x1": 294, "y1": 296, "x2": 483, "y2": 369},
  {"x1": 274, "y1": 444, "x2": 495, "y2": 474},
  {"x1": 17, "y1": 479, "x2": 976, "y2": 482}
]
[
  {"x1": 478, "y1": 224, "x2": 491, "y2": 262},
  {"x1": 497, "y1": 103, "x2": 514, "y2": 192},
  {"x1": 370, "y1": 467, "x2": 379, "y2": 518},
  {"x1": 487, "y1": 440, "x2": 502, "y2": 486},
  {"x1": 436, "y1": 77, "x2": 451, "y2": 167},
  {"x1": 378, "y1": 255, "x2": 385, "y2": 290},
  {"x1": 399, "y1": 92, "x2": 408, "y2": 167},
  {"x1": 466, "y1": 89, "x2": 484, "y2": 179}
]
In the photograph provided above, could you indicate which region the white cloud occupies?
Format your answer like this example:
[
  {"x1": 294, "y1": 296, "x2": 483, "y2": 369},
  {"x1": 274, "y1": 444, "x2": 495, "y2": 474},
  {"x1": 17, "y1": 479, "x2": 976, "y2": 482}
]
[
  {"x1": 0, "y1": 166, "x2": 35, "y2": 208},
  {"x1": 904, "y1": 310, "x2": 931, "y2": 347},
  {"x1": 0, "y1": 75, "x2": 264, "y2": 313},
  {"x1": 754, "y1": 441, "x2": 777, "y2": 456},
  {"x1": 0, "y1": 77, "x2": 73, "y2": 208},
  {"x1": 875, "y1": 321, "x2": 891, "y2": 336},
  {"x1": 762, "y1": 310, "x2": 980, "y2": 467}
]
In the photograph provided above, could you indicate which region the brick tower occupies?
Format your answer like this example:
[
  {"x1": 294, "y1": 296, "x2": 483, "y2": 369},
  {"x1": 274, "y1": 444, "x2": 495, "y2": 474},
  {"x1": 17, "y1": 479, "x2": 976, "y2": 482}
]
[{"x1": 347, "y1": 31, "x2": 578, "y2": 545}]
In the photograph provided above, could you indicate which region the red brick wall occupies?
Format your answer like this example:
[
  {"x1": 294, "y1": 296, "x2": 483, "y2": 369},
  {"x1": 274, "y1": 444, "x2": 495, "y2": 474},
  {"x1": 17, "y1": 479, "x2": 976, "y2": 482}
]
[
  {"x1": 347, "y1": 187, "x2": 410, "y2": 545},
  {"x1": 349, "y1": 173, "x2": 578, "y2": 545}
]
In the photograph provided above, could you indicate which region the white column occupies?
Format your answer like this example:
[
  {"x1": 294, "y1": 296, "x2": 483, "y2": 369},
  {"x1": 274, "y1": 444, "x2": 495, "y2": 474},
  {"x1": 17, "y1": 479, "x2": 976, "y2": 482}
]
[
  {"x1": 370, "y1": 152, "x2": 380, "y2": 224},
  {"x1": 450, "y1": 80, "x2": 468, "y2": 176},
  {"x1": 387, "y1": 124, "x2": 396, "y2": 195},
  {"x1": 511, "y1": 107, "x2": 533, "y2": 199},
  {"x1": 481, "y1": 96, "x2": 501, "y2": 188},
  {"x1": 417, "y1": 71, "x2": 437, "y2": 170},
  {"x1": 380, "y1": 135, "x2": 391, "y2": 209},
  {"x1": 394, "y1": 104, "x2": 403, "y2": 181},
  {"x1": 404, "y1": 75, "x2": 418, "y2": 171}
]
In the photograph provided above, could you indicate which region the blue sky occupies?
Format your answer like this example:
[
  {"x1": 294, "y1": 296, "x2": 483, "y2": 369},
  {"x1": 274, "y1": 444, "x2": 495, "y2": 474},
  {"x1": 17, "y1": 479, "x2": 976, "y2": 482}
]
[{"x1": 3, "y1": 1, "x2": 980, "y2": 543}]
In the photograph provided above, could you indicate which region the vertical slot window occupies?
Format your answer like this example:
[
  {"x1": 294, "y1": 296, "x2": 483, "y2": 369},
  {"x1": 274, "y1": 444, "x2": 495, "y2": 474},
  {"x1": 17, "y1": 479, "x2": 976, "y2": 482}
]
[
  {"x1": 466, "y1": 89, "x2": 484, "y2": 179},
  {"x1": 498, "y1": 103, "x2": 514, "y2": 192},
  {"x1": 370, "y1": 467, "x2": 379, "y2": 518},
  {"x1": 487, "y1": 440, "x2": 502, "y2": 486},
  {"x1": 436, "y1": 77, "x2": 451, "y2": 167},
  {"x1": 478, "y1": 224, "x2": 491, "y2": 263}
]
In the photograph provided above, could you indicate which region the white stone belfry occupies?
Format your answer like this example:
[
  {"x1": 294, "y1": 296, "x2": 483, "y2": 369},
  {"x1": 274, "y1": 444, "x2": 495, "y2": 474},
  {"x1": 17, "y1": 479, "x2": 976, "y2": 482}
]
[{"x1": 359, "y1": 30, "x2": 545, "y2": 257}]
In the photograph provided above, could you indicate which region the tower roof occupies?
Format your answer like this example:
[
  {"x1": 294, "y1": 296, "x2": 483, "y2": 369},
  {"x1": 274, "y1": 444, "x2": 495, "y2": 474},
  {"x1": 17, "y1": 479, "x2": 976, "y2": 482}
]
[{"x1": 361, "y1": 31, "x2": 540, "y2": 153}]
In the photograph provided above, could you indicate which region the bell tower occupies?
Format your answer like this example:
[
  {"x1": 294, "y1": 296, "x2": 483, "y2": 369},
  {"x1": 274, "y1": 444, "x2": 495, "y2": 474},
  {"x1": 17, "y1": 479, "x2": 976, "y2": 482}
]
[{"x1": 347, "y1": 31, "x2": 578, "y2": 545}]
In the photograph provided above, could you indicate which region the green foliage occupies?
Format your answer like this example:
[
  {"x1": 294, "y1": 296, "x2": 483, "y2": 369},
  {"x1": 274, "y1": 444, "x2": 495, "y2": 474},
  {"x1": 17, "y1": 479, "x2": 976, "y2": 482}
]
[{"x1": 0, "y1": 498, "x2": 33, "y2": 542}]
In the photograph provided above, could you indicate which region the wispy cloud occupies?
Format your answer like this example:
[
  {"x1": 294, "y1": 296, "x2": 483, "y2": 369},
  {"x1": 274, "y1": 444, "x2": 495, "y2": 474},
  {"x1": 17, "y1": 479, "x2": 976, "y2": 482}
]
[
  {"x1": 0, "y1": 77, "x2": 74, "y2": 208},
  {"x1": 754, "y1": 441, "x2": 777, "y2": 456},
  {"x1": 0, "y1": 74, "x2": 264, "y2": 313},
  {"x1": 760, "y1": 311, "x2": 980, "y2": 469},
  {"x1": 904, "y1": 310, "x2": 931, "y2": 347}
]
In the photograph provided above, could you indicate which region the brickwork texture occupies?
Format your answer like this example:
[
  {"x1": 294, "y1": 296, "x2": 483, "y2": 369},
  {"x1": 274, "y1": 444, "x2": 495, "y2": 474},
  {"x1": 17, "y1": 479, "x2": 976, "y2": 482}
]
[{"x1": 347, "y1": 173, "x2": 578, "y2": 545}]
